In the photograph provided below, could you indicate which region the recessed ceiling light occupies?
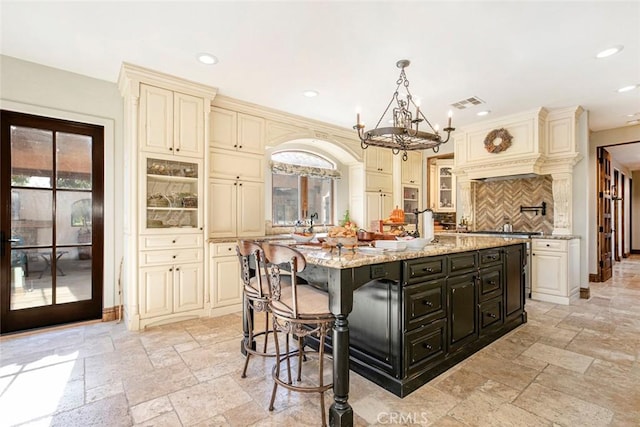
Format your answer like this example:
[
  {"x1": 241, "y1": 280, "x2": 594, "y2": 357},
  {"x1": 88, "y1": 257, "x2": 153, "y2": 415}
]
[
  {"x1": 617, "y1": 84, "x2": 639, "y2": 93},
  {"x1": 197, "y1": 53, "x2": 218, "y2": 65},
  {"x1": 303, "y1": 90, "x2": 319, "y2": 98},
  {"x1": 477, "y1": 110, "x2": 491, "y2": 116},
  {"x1": 596, "y1": 45, "x2": 623, "y2": 59}
]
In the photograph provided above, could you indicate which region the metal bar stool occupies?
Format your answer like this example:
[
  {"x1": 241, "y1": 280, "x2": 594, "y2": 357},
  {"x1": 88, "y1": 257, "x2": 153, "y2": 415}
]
[
  {"x1": 237, "y1": 240, "x2": 279, "y2": 378},
  {"x1": 263, "y1": 242, "x2": 334, "y2": 427}
]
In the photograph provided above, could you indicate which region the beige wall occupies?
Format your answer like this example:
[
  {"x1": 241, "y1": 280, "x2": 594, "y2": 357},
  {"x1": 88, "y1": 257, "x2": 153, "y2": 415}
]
[{"x1": 0, "y1": 54, "x2": 123, "y2": 310}]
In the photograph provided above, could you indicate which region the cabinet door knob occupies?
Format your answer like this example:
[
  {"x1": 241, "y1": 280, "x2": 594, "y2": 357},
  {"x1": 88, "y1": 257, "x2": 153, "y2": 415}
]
[
  {"x1": 169, "y1": 267, "x2": 173, "y2": 272},
  {"x1": 176, "y1": 148, "x2": 180, "y2": 152},
  {"x1": 228, "y1": 247, "x2": 232, "y2": 251},
  {"x1": 486, "y1": 313, "x2": 497, "y2": 318},
  {"x1": 239, "y1": 183, "x2": 243, "y2": 186},
  {"x1": 169, "y1": 147, "x2": 173, "y2": 151},
  {"x1": 172, "y1": 240, "x2": 176, "y2": 244},
  {"x1": 176, "y1": 267, "x2": 180, "y2": 271},
  {"x1": 239, "y1": 145, "x2": 243, "y2": 149},
  {"x1": 233, "y1": 144, "x2": 237, "y2": 148},
  {"x1": 546, "y1": 244, "x2": 550, "y2": 247}
]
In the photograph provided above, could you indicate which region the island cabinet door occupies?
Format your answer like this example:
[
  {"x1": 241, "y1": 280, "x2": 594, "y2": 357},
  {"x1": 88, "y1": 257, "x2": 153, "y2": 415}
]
[
  {"x1": 504, "y1": 244, "x2": 525, "y2": 322},
  {"x1": 447, "y1": 272, "x2": 478, "y2": 352},
  {"x1": 404, "y1": 318, "x2": 447, "y2": 377}
]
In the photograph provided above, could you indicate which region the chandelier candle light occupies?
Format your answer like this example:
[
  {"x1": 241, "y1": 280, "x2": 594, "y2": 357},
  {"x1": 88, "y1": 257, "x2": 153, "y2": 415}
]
[{"x1": 354, "y1": 59, "x2": 455, "y2": 160}]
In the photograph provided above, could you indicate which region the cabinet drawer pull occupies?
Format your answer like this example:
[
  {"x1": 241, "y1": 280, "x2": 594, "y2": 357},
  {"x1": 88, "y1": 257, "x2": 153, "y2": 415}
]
[
  {"x1": 422, "y1": 343, "x2": 433, "y2": 350},
  {"x1": 423, "y1": 300, "x2": 433, "y2": 307},
  {"x1": 423, "y1": 267, "x2": 434, "y2": 273},
  {"x1": 173, "y1": 255, "x2": 176, "y2": 259},
  {"x1": 172, "y1": 240, "x2": 176, "y2": 244},
  {"x1": 546, "y1": 244, "x2": 550, "y2": 247},
  {"x1": 486, "y1": 313, "x2": 497, "y2": 318},
  {"x1": 488, "y1": 281, "x2": 496, "y2": 286}
]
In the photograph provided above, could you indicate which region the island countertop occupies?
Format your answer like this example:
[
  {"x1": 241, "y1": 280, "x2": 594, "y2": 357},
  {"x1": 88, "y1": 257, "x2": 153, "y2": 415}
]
[{"x1": 272, "y1": 235, "x2": 528, "y2": 269}]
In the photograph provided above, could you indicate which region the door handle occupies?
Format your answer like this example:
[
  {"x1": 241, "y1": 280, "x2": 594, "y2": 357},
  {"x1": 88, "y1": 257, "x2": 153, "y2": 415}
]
[{"x1": 1, "y1": 231, "x2": 19, "y2": 257}]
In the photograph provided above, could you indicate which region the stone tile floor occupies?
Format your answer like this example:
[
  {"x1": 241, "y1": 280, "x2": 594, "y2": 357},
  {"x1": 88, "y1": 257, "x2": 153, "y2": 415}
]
[{"x1": 1, "y1": 255, "x2": 639, "y2": 426}]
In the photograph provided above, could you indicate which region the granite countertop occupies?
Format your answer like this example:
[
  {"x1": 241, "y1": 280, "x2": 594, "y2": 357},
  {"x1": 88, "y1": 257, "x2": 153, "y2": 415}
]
[
  {"x1": 281, "y1": 235, "x2": 528, "y2": 269},
  {"x1": 436, "y1": 232, "x2": 580, "y2": 240}
]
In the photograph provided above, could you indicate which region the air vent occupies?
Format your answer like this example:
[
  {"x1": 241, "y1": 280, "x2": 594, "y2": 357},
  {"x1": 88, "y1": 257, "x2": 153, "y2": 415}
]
[{"x1": 451, "y1": 96, "x2": 485, "y2": 110}]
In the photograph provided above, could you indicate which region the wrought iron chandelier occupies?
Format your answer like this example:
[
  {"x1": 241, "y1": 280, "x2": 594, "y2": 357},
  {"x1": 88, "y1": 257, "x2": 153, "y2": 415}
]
[{"x1": 354, "y1": 59, "x2": 455, "y2": 161}]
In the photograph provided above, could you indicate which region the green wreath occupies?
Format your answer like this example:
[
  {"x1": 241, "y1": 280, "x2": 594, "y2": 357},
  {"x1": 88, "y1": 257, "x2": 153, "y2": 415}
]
[{"x1": 484, "y1": 128, "x2": 513, "y2": 154}]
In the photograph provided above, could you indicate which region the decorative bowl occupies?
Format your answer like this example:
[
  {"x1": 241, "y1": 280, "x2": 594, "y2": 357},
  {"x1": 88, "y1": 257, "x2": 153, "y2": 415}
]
[
  {"x1": 291, "y1": 233, "x2": 315, "y2": 243},
  {"x1": 401, "y1": 237, "x2": 430, "y2": 250}
]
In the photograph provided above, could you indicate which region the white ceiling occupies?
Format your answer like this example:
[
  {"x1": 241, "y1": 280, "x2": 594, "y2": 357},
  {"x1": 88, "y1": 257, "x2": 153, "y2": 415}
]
[{"x1": 1, "y1": 1, "x2": 639, "y2": 167}]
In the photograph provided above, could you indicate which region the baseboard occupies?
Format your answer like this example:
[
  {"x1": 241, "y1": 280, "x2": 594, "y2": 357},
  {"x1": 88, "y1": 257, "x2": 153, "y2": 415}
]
[
  {"x1": 580, "y1": 288, "x2": 590, "y2": 299},
  {"x1": 631, "y1": 249, "x2": 640, "y2": 254},
  {"x1": 589, "y1": 273, "x2": 600, "y2": 283},
  {"x1": 102, "y1": 306, "x2": 123, "y2": 322}
]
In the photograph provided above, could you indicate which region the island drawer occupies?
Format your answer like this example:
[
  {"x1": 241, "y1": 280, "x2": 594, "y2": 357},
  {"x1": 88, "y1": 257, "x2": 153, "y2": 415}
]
[
  {"x1": 448, "y1": 252, "x2": 478, "y2": 274},
  {"x1": 405, "y1": 318, "x2": 447, "y2": 376},
  {"x1": 404, "y1": 256, "x2": 446, "y2": 284},
  {"x1": 479, "y1": 248, "x2": 503, "y2": 266},
  {"x1": 479, "y1": 296, "x2": 503, "y2": 333},
  {"x1": 404, "y1": 279, "x2": 446, "y2": 331},
  {"x1": 479, "y1": 265, "x2": 503, "y2": 302}
]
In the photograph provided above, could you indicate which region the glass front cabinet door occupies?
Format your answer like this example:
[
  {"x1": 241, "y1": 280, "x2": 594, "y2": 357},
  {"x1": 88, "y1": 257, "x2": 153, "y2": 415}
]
[{"x1": 143, "y1": 156, "x2": 203, "y2": 231}]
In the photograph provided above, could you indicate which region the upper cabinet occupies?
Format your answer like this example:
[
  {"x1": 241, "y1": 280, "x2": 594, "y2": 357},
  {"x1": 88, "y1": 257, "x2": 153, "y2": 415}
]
[
  {"x1": 210, "y1": 107, "x2": 265, "y2": 155},
  {"x1": 364, "y1": 146, "x2": 393, "y2": 175},
  {"x1": 430, "y1": 158, "x2": 456, "y2": 212},
  {"x1": 401, "y1": 151, "x2": 422, "y2": 185},
  {"x1": 140, "y1": 84, "x2": 205, "y2": 158}
]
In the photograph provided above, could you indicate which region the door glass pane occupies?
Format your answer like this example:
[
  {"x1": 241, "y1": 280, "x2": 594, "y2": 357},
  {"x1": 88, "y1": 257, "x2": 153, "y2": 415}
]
[
  {"x1": 56, "y1": 247, "x2": 91, "y2": 304},
  {"x1": 11, "y1": 189, "x2": 53, "y2": 246},
  {"x1": 57, "y1": 192, "x2": 91, "y2": 245},
  {"x1": 11, "y1": 126, "x2": 53, "y2": 188},
  {"x1": 307, "y1": 177, "x2": 332, "y2": 225},
  {"x1": 57, "y1": 132, "x2": 92, "y2": 189},
  {"x1": 10, "y1": 248, "x2": 53, "y2": 310},
  {"x1": 272, "y1": 174, "x2": 299, "y2": 225}
]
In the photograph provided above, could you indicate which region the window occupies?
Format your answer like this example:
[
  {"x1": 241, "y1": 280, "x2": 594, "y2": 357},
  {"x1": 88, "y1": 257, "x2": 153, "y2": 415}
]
[{"x1": 271, "y1": 151, "x2": 338, "y2": 226}]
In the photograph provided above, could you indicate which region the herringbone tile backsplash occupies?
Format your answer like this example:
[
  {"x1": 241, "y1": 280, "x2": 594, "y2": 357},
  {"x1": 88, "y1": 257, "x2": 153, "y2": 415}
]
[{"x1": 474, "y1": 176, "x2": 553, "y2": 233}]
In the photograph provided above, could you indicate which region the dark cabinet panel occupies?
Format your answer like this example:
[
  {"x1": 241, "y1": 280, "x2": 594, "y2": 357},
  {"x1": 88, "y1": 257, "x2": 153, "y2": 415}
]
[
  {"x1": 479, "y1": 296, "x2": 503, "y2": 333},
  {"x1": 505, "y1": 244, "x2": 525, "y2": 320},
  {"x1": 479, "y1": 265, "x2": 503, "y2": 302},
  {"x1": 480, "y1": 248, "x2": 503, "y2": 266},
  {"x1": 404, "y1": 279, "x2": 446, "y2": 331},
  {"x1": 448, "y1": 252, "x2": 478, "y2": 275},
  {"x1": 404, "y1": 318, "x2": 446, "y2": 376},
  {"x1": 404, "y1": 257, "x2": 446, "y2": 284},
  {"x1": 448, "y1": 272, "x2": 478, "y2": 351}
]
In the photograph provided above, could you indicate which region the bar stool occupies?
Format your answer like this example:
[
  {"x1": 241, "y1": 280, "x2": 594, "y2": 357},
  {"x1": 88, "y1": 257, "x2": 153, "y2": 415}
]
[
  {"x1": 263, "y1": 243, "x2": 334, "y2": 427},
  {"x1": 237, "y1": 240, "x2": 280, "y2": 378}
]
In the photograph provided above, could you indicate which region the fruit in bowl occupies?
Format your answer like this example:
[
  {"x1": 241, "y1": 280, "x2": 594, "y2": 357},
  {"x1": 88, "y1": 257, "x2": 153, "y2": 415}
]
[{"x1": 291, "y1": 232, "x2": 315, "y2": 243}]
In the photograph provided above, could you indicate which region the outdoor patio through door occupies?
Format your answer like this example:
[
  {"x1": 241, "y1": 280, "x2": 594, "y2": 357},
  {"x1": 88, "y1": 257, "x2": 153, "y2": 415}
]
[{"x1": 0, "y1": 111, "x2": 103, "y2": 334}]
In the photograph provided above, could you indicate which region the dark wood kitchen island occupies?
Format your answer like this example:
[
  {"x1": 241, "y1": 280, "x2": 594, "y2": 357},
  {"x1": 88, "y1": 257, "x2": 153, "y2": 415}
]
[{"x1": 258, "y1": 235, "x2": 528, "y2": 427}]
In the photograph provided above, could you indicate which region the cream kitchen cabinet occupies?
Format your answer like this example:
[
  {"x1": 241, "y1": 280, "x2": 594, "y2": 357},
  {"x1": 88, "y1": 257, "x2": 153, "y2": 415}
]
[
  {"x1": 210, "y1": 242, "x2": 243, "y2": 310},
  {"x1": 209, "y1": 148, "x2": 264, "y2": 182},
  {"x1": 143, "y1": 155, "x2": 203, "y2": 232},
  {"x1": 210, "y1": 107, "x2": 265, "y2": 155},
  {"x1": 401, "y1": 151, "x2": 423, "y2": 185},
  {"x1": 139, "y1": 262, "x2": 204, "y2": 320},
  {"x1": 364, "y1": 146, "x2": 394, "y2": 174},
  {"x1": 139, "y1": 84, "x2": 205, "y2": 158},
  {"x1": 119, "y1": 63, "x2": 216, "y2": 331},
  {"x1": 365, "y1": 190, "x2": 393, "y2": 229},
  {"x1": 430, "y1": 159, "x2": 456, "y2": 212},
  {"x1": 209, "y1": 178, "x2": 265, "y2": 238},
  {"x1": 531, "y1": 238, "x2": 579, "y2": 305}
]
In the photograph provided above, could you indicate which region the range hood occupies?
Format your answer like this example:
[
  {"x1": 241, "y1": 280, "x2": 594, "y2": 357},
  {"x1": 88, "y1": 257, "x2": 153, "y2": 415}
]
[
  {"x1": 453, "y1": 107, "x2": 582, "y2": 181},
  {"x1": 472, "y1": 173, "x2": 540, "y2": 182}
]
